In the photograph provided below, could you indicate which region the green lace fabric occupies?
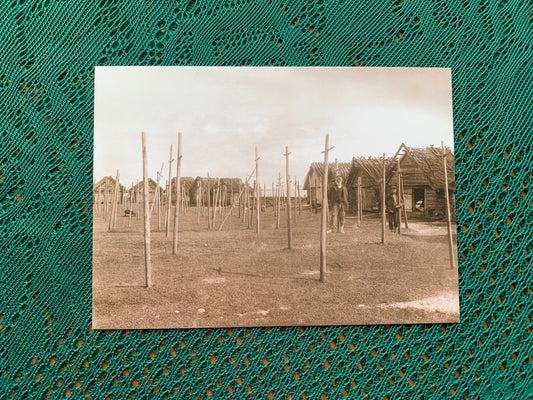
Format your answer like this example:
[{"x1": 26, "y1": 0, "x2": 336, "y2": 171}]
[{"x1": 1, "y1": 1, "x2": 531, "y2": 398}]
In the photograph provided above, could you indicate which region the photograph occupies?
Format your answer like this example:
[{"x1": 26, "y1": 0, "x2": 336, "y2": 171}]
[{"x1": 92, "y1": 66, "x2": 459, "y2": 329}]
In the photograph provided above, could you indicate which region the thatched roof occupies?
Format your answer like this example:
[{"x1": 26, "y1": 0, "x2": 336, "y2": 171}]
[
  {"x1": 94, "y1": 176, "x2": 127, "y2": 192},
  {"x1": 191, "y1": 176, "x2": 244, "y2": 191},
  {"x1": 170, "y1": 176, "x2": 196, "y2": 192},
  {"x1": 346, "y1": 157, "x2": 394, "y2": 188},
  {"x1": 392, "y1": 144, "x2": 454, "y2": 190},
  {"x1": 130, "y1": 178, "x2": 158, "y2": 192},
  {"x1": 302, "y1": 162, "x2": 351, "y2": 190}
]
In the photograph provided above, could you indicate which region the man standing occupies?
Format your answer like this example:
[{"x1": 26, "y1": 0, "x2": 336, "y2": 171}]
[
  {"x1": 328, "y1": 175, "x2": 349, "y2": 233},
  {"x1": 386, "y1": 185, "x2": 402, "y2": 233}
]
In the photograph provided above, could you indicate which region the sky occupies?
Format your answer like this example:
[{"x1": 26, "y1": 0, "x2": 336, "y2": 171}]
[{"x1": 94, "y1": 66, "x2": 454, "y2": 193}]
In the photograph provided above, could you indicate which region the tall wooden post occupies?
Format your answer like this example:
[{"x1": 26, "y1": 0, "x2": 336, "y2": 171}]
[
  {"x1": 276, "y1": 173, "x2": 282, "y2": 229},
  {"x1": 196, "y1": 183, "x2": 201, "y2": 224},
  {"x1": 213, "y1": 179, "x2": 219, "y2": 229},
  {"x1": 108, "y1": 170, "x2": 119, "y2": 232},
  {"x1": 255, "y1": 147, "x2": 260, "y2": 233},
  {"x1": 297, "y1": 181, "x2": 302, "y2": 216},
  {"x1": 397, "y1": 159, "x2": 402, "y2": 235},
  {"x1": 442, "y1": 141, "x2": 455, "y2": 269},
  {"x1": 157, "y1": 183, "x2": 162, "y2": 231},
  {"x1": 284, "y1": 147, "x2": 292, "y2": 249},
  {"x1": 128, "y1": 182, "x2": 133, "y2": 227},
  {"x1": 136, "y1": 179, "x2": 139, "y2": 220},
  {"x1": 381, "y1": 153, "x2": 386, "y2": 244},
  {"x1": 104, "y1": 177, "x2": 109, "y2": 221},
  {"x1": 172, "y1": 132, "x2": 182, "y2": 255},
  {"x1": 141, "y1": 132, "x2": 152, "y2": 288},
  {"x1": 238, "y1": 183, "x2": 242, "y2": 219},
  {"x1": 207, "y1": 174, "x2": 212, "y2": 230},
  {"x1": 293, "y1": 176, "x2": 297, "y2": 224},
  {"x1": 399, "y1": 164, "x2": 409, "y2": 229},
  {"x1": 357, "y1": 175, "x2": 362, "y2": 227},
  {"x1": 166, "y1": 145, "x2": 173, "y2": 237},
  {"x1": 320, "y1": 134, "x2": 334, "y2": 282}
]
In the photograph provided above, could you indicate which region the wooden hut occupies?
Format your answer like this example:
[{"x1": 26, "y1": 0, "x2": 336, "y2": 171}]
[
  {"x1": 169, "y1": 176, "x2": 195, "y2": 205},
  {"x1": 303, "y1": 162, "x2": 351, "y2": 209},
  {"x1": 131, "y1": 178, "x2": 158, "y2": 204},
  {"x1": 94, "y1": 176, "x2": 127, "y2": 206},
  {"x1": 389, "y1": 143, "x2": 455, "y2": 218},
  {"x1": 219, "y1": 178, "x2": 244, "y2": 206},
  {"x1": 345, "y1": 157, "x2": 394, "y2": 213}
]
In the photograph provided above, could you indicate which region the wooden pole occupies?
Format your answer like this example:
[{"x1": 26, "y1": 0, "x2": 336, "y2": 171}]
[
  {"x1": 320, "y1": 135, "x2": 334, "y2": 282},
  {"x1": 150, "y1": 164, "x2": 164, "y2": 215},
  {"x1": 297, "y1": 181, "x2": 302, "y2": 216},
  {"x1": 357, "y1": 175, "x2": 362, "y2": 227},
  {"x1": 166, "y1": 145, "x2": 173, "y2": 237},
  {"x1": 276, "y1": 173, "x2": 281, "y2": 229},
  {"x1": 250, "y1": 181, "x2": 255, "y2": 229},
  {"x1": 172, "y1": 132, "x2": 182, "y2": 255},
  {"x1": 400, "y1": 169, "x2": 409, "y2": 228},
  {"x1": 207, "y1": 174, "x2": 212, "y2": 230},
  {"x1": 108, "y1": 170, "x2": 119, "y2": 231},
  {"x1": 128, "y1": 182, "x2": 133, "y2": 227},
  {"x1": 213, "y1": 179, "x2": 219, "y2": 229},
  {"x1": 293, "y1": 176, "x2": 297, "y2": 224},
  {"x1": 136, "y1": 179, "x2": 139, "y2": 220},
  {"x1": 381, "y1": 153, "x2": 386, "y2": 245},
  {"x1": 397, "y1": 159, "x2": 402, "y2": 235},
  {"x1": 284, "y1": 147, "x2": 292, "y2": 249},
  {"x1": 104, "y1": 177, "x2": 109, "y2": 221},
  {"x1": 113, "y1": 171, "x2": 120, "y2": 230},
  {"x1": 141, "y1": 132, "x2": 152, "y2": 288},
  {"x1": 157, "y1": 184, "x2": 161, "y2": 231},
  {"x1": 238, "y1": 183, "x2": 242, "y2": 219},
  {"x1": 442, "y1": 141, "x2": 455, "y2": 269},
  {"x1": 196, "y1": 183, "x2": 200, "y2": 225},
  {"x1": 255, "y1": 147, "x2": 260, "y2": 234}
]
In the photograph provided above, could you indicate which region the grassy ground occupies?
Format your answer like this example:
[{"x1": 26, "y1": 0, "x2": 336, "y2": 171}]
[{"x1": 93, "y1": 205, "x2": 459, "y2": 329}]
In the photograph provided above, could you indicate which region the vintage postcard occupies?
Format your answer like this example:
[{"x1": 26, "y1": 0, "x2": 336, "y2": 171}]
[{"x1": 93, "y1": 66, "x2": 459, "y2": 329}]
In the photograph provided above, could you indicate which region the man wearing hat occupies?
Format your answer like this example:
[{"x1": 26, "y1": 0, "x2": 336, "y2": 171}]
[
  {"x1": 386, "y1": 185, "x2": 402, "y2": 233},
  {"x1": 328, "y1": 175, "x2": 349, "y2": 233}
]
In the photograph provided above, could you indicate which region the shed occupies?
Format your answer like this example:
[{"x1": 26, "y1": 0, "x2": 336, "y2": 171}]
[
  {"x1": 389, "y1": 143, "x2": 455, "y2": 217},
  {"x1": 94, "y1": 176, "x2": 127, "y2": 205},
  {"x1": 345, "y1": 157, "x2": 394, "y2": 213}
]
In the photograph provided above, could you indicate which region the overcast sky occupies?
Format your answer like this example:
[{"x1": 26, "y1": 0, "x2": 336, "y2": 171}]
[{"x1": 94, "y1": 66, "x2": 454, "y2": 191}]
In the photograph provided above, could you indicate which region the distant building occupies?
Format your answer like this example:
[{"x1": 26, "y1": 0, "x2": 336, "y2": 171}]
[
  {"x1": 189, "y1": 177, "x2": 243, "y2": 206},
  {"x1": 131, "y1": 179, "x2": 158, "y2": 204},
  {"x1": 94, "y1": 176, "x2": 127, "y2": 205}
]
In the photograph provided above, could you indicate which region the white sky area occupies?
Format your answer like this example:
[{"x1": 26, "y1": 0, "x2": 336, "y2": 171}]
[{"x1": 94, "y1": 66, "x2": 454, "y2": 190}]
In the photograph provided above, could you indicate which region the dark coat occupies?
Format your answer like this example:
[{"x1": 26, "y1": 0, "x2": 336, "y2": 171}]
[{"x1": 328, "y1": 184, "x2": 349, "y2": 208}]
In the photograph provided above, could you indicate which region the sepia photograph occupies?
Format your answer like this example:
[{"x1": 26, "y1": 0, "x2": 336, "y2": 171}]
[{"x1": 93, "y1": 66, "x2": 459, "y2": 329}]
